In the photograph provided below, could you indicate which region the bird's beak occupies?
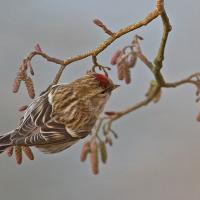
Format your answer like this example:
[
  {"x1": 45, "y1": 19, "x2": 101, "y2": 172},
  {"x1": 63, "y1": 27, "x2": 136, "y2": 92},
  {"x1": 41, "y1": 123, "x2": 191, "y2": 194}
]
[{"x1": 111, "y1": 84, "x2": 120, "y2": 91}]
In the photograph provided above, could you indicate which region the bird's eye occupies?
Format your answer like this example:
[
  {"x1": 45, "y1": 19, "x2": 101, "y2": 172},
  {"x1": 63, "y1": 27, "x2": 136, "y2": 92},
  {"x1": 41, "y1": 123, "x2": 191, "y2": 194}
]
[{"x1": 100, "y1": 90, "x2": 106, "y2": 94}]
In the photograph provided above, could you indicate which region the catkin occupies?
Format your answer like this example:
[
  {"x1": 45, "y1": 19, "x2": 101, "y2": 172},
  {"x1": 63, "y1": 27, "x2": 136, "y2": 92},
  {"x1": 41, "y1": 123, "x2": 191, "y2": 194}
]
[
  {"x1": 22, "y1": 146, "x2": 34, "y2": 160},
  {"x1": 80, "y1": 141, "x2": 90, "y2": 162},
  {"x1": 90, "y1": 141, "x2": 99, "y2": 175},
  {"x1": 99, "y1": 142, "x2": 107, "y2": 164},
  {"x1": 25, "y1": 76, "x2": 35, "y2": 99},
  {"x1": 15, "y1": 146, "x2": 22, "y2": 165}
]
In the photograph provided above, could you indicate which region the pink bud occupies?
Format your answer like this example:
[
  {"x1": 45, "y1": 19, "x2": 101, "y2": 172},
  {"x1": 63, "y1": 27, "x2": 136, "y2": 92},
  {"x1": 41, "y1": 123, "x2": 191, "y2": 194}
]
[
  {"x1": 34, "y1": 43, "x2": 42, "y2": 52},
  {"x1": 93, "y1": 19, "x2": 104, "y2": 27},
  {"x1": 105, "y1": 136, "x2": 113, "y2": 146},
  {"x1": 105, "y1": 111, "x2": 116, "y2": 116},
  {"x1": 18, "y1": 105, "x2": 28, "y2": 112}
]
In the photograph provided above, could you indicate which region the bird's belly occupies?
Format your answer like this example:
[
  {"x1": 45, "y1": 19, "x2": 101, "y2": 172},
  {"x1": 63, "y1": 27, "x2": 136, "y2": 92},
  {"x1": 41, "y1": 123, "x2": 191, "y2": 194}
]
[{"x1": 35, "y1": 140, "x2": 79, "y2": 154}]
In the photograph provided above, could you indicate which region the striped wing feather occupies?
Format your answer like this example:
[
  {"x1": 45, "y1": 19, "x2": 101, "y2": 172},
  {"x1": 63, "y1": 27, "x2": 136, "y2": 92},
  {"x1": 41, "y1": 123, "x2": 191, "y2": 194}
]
[{"x1": 11, "y1": 86, "x2": 78, "y2": 147}]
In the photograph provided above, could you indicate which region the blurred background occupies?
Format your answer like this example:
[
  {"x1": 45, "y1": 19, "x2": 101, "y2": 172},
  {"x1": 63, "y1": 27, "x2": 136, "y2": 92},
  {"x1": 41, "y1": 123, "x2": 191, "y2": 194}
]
[{"x1": 0, "y1": 0, "x2": 200, "y2": 200}]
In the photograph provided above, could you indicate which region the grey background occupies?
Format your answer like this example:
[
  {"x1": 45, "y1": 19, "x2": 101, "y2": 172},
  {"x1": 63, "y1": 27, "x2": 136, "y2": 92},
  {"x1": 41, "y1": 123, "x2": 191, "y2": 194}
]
[{"x1": 0, "y1": 0, "x2": 200, "y2": 200}]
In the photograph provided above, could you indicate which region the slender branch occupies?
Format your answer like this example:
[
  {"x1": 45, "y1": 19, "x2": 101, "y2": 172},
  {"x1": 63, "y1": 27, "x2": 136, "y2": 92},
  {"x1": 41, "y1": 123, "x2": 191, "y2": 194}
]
[
  {"x1": 20, "y1": 3, "x2": 162, "y2": 86},
  {"x1": 136, "y1": 51, "x2": 153, "y2": 72},
  {"x1": 52, "y1": 65, "x2": 65, "y2": 85},
  {"x1": 163, "y1": 73, "x2": 200, "y2": 88},
  {"x1": 91, "y1": 56, "x2": 111, "y2": 76},
  {"x1": 103, "y1": 85, "x2": 161, "y2": 134},
  {"x1": 154, "y1": 1, "x2": 172, "y2": 69},
  {"x1": 17, "y1": 0, "x2": 200, "y2": 137},
  {"x1": 101, "y1": 0, "x2": 182, "y2": 130},
  {"x1": 132, "y1": 36, "x2": 154, "y2": 72},
  {"x1": 12, "y1": 0, "x2": 200, "y2": 173},
  {"x1": 68, "y1": 10, "x2": 159, "y2": 60},
  {"x1": 52, "y1": 9, "x2": 160, "y2": 84},
  {"x1": 27, "y1": 51, "x2": 64, "y2": 65}
]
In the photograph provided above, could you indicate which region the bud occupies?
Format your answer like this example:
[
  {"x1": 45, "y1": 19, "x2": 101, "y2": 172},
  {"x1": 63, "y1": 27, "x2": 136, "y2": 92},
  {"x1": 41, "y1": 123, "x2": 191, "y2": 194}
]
[
  {"x1": 34, "y1": 43, "x2": 43, "y2": 52},
  {"x1": 105, "y1": 136, "x2": 113, "y2": 146},
  {"x1": 153, "y1": 90, "x2": 162, "y2": 103},
  {"x1": 90, "y1": 141, "x2": 99, "y2": 175},
  {"x1": 146, "y1": 80, "x2": 157, "y2": 97},
  {"x1": 146, "y1": 80, "x2": 162, "y2": 103},
  {"x1": 93, "y1": 19, "x2": 104, "y2": 27},
  {"x1": 104, "y1": 111, "x2": 117, "y2": 116},
  {"x1": 18, "y1": 105, "x2": 28, "y2": 112},
  {"x1": 135, "y1": 34, "x2": 143, "y2": 41},
  {"x1": 15, "y1": 146, "x2": 22, "y2": 165},
  {"x1": 80, "y1": 141, "x2": 90, "y2": 162},
  {"x1": 93, "y1": 19, "x2": 113, "y2": 36},
  {"x1": 22, "y1": 146, "x2": 34, "y2": 160},
  {"x1": 110, "y1": 129, "x2": 118, "y2": 139},
  {"x1": 99, "y1": 142, "x2": 107, "y2": 164}
]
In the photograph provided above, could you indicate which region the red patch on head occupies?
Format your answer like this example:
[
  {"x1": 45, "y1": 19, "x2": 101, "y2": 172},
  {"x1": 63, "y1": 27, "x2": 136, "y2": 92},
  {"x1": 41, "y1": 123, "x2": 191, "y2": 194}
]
[{"x1": 94, "y1": 73, "x2": 110, "y2": 88}]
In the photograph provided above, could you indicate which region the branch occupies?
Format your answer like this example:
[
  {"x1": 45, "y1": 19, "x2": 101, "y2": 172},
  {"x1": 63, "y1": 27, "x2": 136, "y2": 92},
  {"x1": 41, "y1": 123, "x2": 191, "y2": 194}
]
[
  {"x1": 163, "y1": 73, "x2": 200, "y2": 88},
  {"x1": 27, "y1": 51, "x2": 64, "y2": 66},
  {"x1": 53, "y1": 8, "x2": 160, "y2": 84},
  {"x1": 17, "y1": 6, "x2": 160, "y2": 89},
  {"x1": 103, "y1": 85, "x2": 161, "y2": 135},
  {"x1": 154, "y1": 0, "x2": 172, "y2": 69},
  {"x1": 11, "y1": 0, "x2": 200, "y2": 174},
  {"x1": 106, "y1": 72, "x2": 200, "y2": 127},
  {"x1": 132, "y1": 35, "x2": 154, "y2": 72}
]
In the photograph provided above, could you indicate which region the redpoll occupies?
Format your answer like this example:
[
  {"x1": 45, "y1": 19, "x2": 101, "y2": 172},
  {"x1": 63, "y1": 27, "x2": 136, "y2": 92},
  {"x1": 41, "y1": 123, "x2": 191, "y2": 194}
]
[{"x1": 0, "y1": 72, "x2": 119, "y2": 158}]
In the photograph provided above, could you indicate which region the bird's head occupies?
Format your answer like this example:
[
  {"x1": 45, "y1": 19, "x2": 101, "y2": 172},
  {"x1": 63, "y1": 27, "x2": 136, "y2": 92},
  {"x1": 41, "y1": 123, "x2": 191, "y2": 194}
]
[
  {"x1": 93, "y1": 73, "x2": 119, "y2": 92},
  {"x1": 72, "y1": 72, "x2": 119, "y2": 101}
]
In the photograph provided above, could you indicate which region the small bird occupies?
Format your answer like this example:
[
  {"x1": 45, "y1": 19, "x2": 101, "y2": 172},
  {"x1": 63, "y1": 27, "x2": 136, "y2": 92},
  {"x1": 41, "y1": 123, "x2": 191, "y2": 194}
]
[{"x1": 0, "y1": 72, "x2": 118, "y2": 158}]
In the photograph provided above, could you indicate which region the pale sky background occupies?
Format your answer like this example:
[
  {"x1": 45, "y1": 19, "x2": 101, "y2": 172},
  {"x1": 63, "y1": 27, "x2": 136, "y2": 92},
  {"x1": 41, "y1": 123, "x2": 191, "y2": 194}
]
[{"x1": 0, "y1": 1, "x2": 200, "y2": 200}]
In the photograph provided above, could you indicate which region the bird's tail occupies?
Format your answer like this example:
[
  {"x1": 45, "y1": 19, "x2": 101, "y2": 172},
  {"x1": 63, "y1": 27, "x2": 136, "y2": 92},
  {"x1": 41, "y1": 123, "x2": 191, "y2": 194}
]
[{"x1": 0, "y1": 131, "x2": 13, "y2": 154}]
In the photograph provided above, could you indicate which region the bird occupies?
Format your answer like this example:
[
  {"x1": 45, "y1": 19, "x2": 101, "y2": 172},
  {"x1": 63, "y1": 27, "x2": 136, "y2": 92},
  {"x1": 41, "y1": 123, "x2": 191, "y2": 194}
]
[{"x1": 0, "y1": 72, "x2": 119, "y2": 158}]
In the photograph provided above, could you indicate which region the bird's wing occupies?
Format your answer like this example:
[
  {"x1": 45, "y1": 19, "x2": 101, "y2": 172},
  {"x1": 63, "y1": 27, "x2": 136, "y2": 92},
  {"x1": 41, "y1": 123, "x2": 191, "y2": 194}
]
[{"x1": 11, "y1": 85, "x2": 79, "y2": 146}]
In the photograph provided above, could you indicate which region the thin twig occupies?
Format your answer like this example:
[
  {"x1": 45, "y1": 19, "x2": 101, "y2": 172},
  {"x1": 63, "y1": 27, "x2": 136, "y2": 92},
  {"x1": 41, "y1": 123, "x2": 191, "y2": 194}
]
[
  {"x1": 154, "y1": 1, "x2": 172, "y2": 69},
  {"x1": 93, "y1": 19, "x2": 115, "y2": 36},
  {"x1": 163, "y1": 73, "x2": 200, "y2": 88},
  {"x1": 27, "y1": 51, "x2": 64, "y2": 66},
  {"x1": 53, "y1": 9, "x2": 160, "y2": 84},
  {"x1": 132, "y1": 36, "x2": 154, "y2": 71}
]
